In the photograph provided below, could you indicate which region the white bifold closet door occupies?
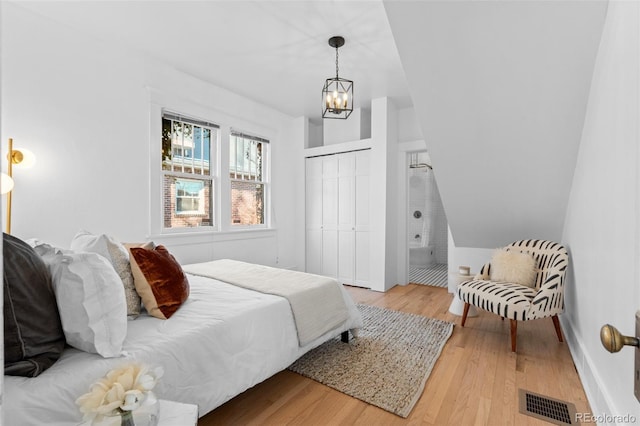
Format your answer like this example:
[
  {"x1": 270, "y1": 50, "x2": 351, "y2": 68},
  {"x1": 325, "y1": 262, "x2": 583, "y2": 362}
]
[{"x1": 305, "y1": 149, "x2": 370, "y2": 287}]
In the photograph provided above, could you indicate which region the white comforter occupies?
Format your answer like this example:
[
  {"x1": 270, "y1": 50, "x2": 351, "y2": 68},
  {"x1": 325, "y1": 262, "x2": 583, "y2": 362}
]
[
  {"x1": 183, "y1": 259, "x2": 349, "y2": 346},
  {"x1": 4, "y1": 273, "x2": 363, "y2": 426}
]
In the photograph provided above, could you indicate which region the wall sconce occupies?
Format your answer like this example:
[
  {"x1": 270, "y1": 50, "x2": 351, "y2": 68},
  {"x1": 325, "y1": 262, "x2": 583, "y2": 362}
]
[
  {"x1": 5, "y1": 138, "x2": 36, "y2": 234},
  {"x1": 1, "y1": 173, "x2": 14, "y2": 195}
]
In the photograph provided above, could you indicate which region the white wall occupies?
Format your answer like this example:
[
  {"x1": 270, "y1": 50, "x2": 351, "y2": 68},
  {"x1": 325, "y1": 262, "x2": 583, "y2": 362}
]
[
  {"x1": 446, "y1": 229, "x2": 494, "y2": 292},
  {"x1": 370, "y1": 97, "x2": 399, "y2": 291},
  {"x1": 397, "y1": 106, "x2": 423, "y2": 143},
  {"x1": 385, "y1": 0, "x2": 607, "y2": 248},
  {"x1": 1, "y1": 3, "x2": 300, "y2": 268},
  {"x1": 562, "y1": 1, "x2": 640, "y2": 422},
  {"x1": 323, "y1": 108, "x2": 371, "y2": 145}
]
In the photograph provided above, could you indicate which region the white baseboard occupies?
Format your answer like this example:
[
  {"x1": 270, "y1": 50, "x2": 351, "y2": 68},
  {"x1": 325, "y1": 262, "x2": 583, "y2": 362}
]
[{"x1": 560, "y1": 315, "x2": 615, "y2": 422}]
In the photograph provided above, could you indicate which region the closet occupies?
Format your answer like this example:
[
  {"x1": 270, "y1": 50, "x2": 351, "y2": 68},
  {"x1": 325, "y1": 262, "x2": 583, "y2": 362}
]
[{"x1": 305, "y1": 149, "x2": 370, "y2": 287}]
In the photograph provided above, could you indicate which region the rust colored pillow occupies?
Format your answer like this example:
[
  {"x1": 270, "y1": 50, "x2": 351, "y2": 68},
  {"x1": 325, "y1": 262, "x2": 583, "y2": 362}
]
[{"x1": 129, "y1": 245, "x2": 189, "y2": 319}]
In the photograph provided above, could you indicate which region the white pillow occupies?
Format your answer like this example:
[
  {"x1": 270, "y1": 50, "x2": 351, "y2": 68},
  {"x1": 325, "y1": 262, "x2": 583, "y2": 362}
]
[
  {"x1": 70, "y1": 230, "x2": 140, "y2": 318},
  {"x1": 31, "y1": 242, "x2": 127, "y2": 357},
  {"x1": 490, "y1": 249, "x2": 537, "y2": 288}
]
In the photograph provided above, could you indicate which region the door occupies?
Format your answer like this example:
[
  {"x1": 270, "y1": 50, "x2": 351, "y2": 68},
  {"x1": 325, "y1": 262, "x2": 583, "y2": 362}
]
[
  {"x1": 354, "y1": 150, "x2": 370, "y2": 286},
  {"x1": 305, "y1": 157, "x2": 323, "y2": 275},
  {"x1": 321, "y1": 156, "x2": 339, "y2": 278},
  {"x1": 337, "y1": 152, "x2": 355, "y2": 284},
  {"x1": 305, "y1": 150, "x2": 370, "y2": 287}
]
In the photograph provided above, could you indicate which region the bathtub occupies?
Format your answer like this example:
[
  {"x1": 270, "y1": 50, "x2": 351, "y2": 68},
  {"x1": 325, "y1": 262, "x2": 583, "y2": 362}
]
[{"x1": 409, "y1": 242, "x2": 435, "y2": 268}]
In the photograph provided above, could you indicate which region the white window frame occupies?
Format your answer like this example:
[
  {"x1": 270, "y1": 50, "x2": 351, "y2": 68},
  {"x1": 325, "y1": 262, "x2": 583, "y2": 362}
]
[
  {"x1": 161, "y1": 112, "x2": 217, "y2": 231},
  {"x1": 149, "y1": 96, "x2": 221, "y2": 236},
  {"x1": 229, "y1": 130, "x2": 269, "y2": 228},
  {"x1": 148, "y1": 90, "x2": 275, "y2": 243}
]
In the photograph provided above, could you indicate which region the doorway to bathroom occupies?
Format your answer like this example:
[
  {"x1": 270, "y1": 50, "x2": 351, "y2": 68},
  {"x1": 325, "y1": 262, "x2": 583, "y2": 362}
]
[{"x1": 407, "y1": 151, "x2": 448, "y2": 287}]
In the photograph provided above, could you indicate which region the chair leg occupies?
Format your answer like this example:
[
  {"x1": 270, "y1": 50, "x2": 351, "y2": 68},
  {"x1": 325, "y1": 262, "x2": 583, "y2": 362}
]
[
  {"x1": 510, "y1": 319, "x2": 517, "y2": 352},
  {"x1": 461, "y1": 303, "x2": 470, "y2": 327},
  {"x1": 552, "y1": 315, "x2": 564, "y2": 342}
]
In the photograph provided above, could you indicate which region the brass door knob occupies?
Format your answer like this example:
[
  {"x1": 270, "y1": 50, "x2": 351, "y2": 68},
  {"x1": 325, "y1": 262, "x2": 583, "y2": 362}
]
[{"x1": 600, "y1": 324, "x2": 640, "y2": 353}]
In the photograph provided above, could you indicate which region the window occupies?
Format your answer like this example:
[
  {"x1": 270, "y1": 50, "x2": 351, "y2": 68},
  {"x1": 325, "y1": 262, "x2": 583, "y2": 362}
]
[
  {"x1": 175, "y1": 179, "x2": 205, "y2": 214},
  {"x1": 161, "y1": 112, "x2": 217, "y2": 229},
  {"x1": 229, "y1": 131, "x2": 268, "y2": 226}
]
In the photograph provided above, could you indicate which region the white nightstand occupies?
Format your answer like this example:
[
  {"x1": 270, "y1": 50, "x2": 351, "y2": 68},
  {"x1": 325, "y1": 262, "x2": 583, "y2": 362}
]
[
  {"x1": 158, "y1": 400, "x2": 198, "y2": 425},
  {"x1": 448, "y1": 272, "x2": 479, "y2": 317},
  {"x1": 81, "y1": 400, "x2": 198, "y2": 426}
]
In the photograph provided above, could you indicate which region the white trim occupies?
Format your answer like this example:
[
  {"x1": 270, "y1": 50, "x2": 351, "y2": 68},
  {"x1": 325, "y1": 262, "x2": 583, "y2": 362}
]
[
  {"x1": 148, "y1": 228, "x2": 277, "y2": 247},
  {"x1": 148, "y1": 87, "x2": 276, "y2": 238},
  {"x1": 304, "y1": 138, "x2": 372, "y2": 158},
  {"x1": 560, "y1": 315, "x2": 614, "y2": 422}
]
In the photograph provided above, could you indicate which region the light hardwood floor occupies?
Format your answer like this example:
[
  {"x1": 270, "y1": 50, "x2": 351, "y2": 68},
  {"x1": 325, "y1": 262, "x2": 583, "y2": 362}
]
[{"x1": 199, "y1": 284, "x2": 591, "y2": 425}]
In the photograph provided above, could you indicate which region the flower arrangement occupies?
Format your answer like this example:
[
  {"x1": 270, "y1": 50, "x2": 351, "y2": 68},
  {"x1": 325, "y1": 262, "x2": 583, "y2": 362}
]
[{"x1": 76, "y1": 362, "x2": 164, "y2": 424}]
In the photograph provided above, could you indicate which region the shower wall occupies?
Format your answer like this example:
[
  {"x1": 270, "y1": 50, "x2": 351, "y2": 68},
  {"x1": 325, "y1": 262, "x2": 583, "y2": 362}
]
[{"x1": 408, "y1": 161, "x2": 448, "y2": 264}]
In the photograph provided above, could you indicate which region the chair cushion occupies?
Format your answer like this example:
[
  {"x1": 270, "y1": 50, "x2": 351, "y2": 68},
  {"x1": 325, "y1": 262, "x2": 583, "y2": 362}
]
[{"x1": 458, "y1": 279, "x2": 537, "y2": 321}]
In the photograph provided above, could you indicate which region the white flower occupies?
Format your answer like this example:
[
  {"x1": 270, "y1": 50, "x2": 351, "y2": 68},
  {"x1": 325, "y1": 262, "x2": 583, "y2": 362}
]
[
  {"x1": 121, "y1": 389, "x2": 144, "y2": 411},
  {"x1": 76, "y1": 363, "x2": 164, "y2": 422}
]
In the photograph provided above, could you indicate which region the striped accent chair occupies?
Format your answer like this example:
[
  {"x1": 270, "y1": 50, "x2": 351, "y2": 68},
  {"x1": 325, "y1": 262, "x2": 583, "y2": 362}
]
[{"x1": 457, "y1": 239, "x2": 568, "y2": 352}]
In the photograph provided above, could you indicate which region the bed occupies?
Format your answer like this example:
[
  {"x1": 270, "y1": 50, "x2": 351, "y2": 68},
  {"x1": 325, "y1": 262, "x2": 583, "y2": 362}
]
[{"x1": 4, "y1": 254, "x2": 362, "y2": 425}]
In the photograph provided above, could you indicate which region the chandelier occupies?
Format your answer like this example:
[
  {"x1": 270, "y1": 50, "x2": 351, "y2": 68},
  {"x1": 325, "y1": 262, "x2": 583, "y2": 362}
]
[{"x1": 322, "y1": 36, "x2": 353, "y2": 119}]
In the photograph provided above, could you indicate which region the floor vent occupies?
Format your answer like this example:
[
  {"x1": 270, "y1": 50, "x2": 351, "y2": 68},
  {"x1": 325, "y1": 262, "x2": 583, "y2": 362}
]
[{"x1": 518, "y1": 389, "x2": 578, "y2": 425}]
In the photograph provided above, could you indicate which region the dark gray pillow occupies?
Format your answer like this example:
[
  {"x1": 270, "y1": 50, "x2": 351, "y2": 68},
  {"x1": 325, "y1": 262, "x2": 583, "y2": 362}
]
[{"x1": 4, "y1": 233, "x2": 65, "y2": 376}]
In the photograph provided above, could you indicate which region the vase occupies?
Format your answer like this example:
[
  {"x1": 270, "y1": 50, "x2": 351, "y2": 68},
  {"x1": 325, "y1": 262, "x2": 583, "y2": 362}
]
[
  {"x1": 120, "y1": 411, "x2": 135, "y2": 426},
  {"x1": 92, "y1": 402, "x2": 159, "y2": 426},
  {"x1": 131, "y1": 400, "x2": 159, "y2": 426}
]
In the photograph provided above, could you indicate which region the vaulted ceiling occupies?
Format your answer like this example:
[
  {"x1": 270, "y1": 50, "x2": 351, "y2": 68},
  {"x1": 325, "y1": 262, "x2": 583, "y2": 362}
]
[{"x1": 385, "y1": 0, "x2": 608, "y2": 247}]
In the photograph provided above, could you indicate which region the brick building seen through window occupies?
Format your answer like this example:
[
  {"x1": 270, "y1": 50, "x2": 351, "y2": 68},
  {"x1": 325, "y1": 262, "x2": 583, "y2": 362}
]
[
  {"x1": 161, "y1": 113, "x2": 269, "y2": 229},
  {"x1": 162, "y1": 113, "x2": 216, "y2": 229},
  {"x1": 230, "y1": 131, "x2": 268, "y2": 226}
]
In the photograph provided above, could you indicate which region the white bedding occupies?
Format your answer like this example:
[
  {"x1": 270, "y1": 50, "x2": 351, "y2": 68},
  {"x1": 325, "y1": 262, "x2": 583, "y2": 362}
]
[
  {"x1": 4, "y1": 273, "x2": 363, "y2": 426},
  {"x1": 183, "y1": 259, "x2": 349, "y2": 346}
]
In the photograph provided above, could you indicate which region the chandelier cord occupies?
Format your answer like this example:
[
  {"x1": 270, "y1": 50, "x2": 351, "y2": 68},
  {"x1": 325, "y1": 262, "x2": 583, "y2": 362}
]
[{"x1": 335, "y1": 46, "x2": 339, "y2": 79}]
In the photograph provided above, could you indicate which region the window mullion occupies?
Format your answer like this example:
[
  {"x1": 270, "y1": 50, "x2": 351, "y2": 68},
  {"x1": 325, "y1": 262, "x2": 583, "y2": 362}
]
[
  {"x1": 251, "y1": 141, "x2": 257, "y2": 181},
  {"x1": 241, "y1": 136, "x2": 247, "y2": 180},
  {"x1": 190, "y1": 126, "x2": 195, "y2": 174},
  {"x1": 180, "y1": 124, "x2": 185, "y2": 174},
  {"x1": 200, "y1": 128, "x2": 204, "y2": 175}
]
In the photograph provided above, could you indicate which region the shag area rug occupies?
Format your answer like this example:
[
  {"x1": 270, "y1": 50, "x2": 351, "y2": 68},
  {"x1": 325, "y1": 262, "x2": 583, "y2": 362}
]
[{"x1": 288, "y1": 304, "x2": 454, "y2": 418}]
